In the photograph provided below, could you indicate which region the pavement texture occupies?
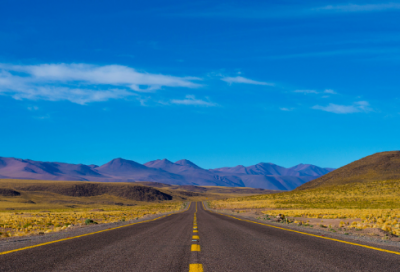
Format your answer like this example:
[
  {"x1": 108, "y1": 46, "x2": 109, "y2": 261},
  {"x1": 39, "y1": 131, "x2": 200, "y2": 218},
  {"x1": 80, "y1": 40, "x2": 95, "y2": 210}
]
[{"x1": 1, "y1": 202, "x2": 400, "y2": 272}]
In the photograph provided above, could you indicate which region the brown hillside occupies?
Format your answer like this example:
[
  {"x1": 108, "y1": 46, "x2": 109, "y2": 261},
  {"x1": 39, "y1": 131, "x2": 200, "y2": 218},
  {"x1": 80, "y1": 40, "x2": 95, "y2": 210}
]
[
  {"x1": 0, "y1": 188, "x2": 21, "y2": 196},
  {"x1": 297, "y1": 151, "x2": 400, "y2": 190},
  {"x1": 11, "y1": 183, "x2": 172, "y2": 201}
]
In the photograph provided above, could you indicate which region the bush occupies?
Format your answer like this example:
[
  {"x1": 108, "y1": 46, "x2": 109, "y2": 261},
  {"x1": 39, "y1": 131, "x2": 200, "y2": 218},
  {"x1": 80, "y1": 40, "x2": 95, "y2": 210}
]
[{"x1": 85, "y1": 219, "x2": 94, "y2": 225}]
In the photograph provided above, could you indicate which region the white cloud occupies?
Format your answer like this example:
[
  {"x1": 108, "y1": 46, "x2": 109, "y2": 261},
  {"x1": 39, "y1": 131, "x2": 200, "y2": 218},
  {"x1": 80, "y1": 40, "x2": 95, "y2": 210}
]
[
  {"x1": 315, "y1": 3, "x2": 400, "y2": 12},
  {"x1": 27, "y1": 106, "x2": 39, "y2": 111},
  {"x1": 221, "y1": 76, "x2": 273, "y2": 86},
  {"x1": 294, "y1": 89, "x2": 319, "y2": 94},
  {"x1": 324, "y1": 89, "x2": 337, "y2": 94},
  {"x1": 0, "y1": 63, "x2": 202, "y2": 104},
  {"x1": 312, "y1": 101, "x2": 371, "y2": 114},
  {"x1": 295, "y1": 89, "x2": 338, "y2": 95},
  {"x1": 170, "y1": 95, "x2": 217, "y2": 107},
  {"x1": 280, "y1": 107, "x2": 293, "y2": 111}
]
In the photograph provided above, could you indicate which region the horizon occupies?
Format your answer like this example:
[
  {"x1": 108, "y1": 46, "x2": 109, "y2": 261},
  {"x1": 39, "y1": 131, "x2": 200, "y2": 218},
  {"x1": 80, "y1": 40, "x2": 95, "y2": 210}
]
[
  {"x1": 1, "y1": 1, "x2": 399, "y2": 169},
  {"x1": 0, "y1": 155, "x2": 336, "y2": 170}
]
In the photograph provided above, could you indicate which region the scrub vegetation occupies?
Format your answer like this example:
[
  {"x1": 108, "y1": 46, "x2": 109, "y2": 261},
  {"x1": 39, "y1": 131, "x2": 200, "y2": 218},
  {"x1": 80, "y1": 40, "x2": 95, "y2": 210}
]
[
  {"x1": 210, "y1": 179, "x2": 400, "y2": 237},
  {"x1": 0, "y1": 178, "x2": 266, "y2": 239},
  {"x1": 0, "y1": 203, "x2": 183, "y2": 238}
]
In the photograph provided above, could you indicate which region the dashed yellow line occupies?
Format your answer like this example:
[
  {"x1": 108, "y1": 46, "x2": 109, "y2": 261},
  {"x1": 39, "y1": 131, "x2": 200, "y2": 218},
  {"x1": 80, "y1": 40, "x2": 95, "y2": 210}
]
[
  {"x1": 190, "y1": 203, "x2": 203, "y2": 271},
  {"x1": 203, "y1": 202, "x2": 400, "y2": 256},
  {"x1": 189, "y1": 263, "x2": 203, "y2": 272},
  {"x1": 0, "y1": 203, "x2": 191, "y2": 256},
  {"x1": 191, "y1": 244, "x2": 201, "y2": 251}
]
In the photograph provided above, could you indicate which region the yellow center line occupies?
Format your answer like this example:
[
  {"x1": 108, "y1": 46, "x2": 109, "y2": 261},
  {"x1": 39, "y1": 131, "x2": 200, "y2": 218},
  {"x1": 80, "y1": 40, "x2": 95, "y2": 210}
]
[
  {"x1": 0, "y1": 203, "x2": 191, "y2": 256},
  {"x1": 203, "y1": 201, "x2": 400, "y2": 256},
  {"x1": 191, "y1": 244, "x2": 201, "y2": 251},
  {"x1": 189, "y1": 264, "x2": 203, "y2": 272},
  {"x1": 192, "y1": 235, "x2": 200, "y2": 240}
]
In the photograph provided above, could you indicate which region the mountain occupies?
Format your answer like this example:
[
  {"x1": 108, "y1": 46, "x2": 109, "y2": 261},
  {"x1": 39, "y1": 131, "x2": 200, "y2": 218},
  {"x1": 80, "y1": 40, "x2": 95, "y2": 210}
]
[
  {"x1": 211, "y1": 163, "x2": 297, "y2": 176},
  {"x1": 288, "y1": 164, "x2": 333, "y2": 177},
  {"x1": 0, "y1": 156, "x2": 334, "y2": 190},
  {"x1": 297, "y1": 151, "x2": 400, "y2": 190},
  {"x1": 0, "y1": 157, "x2": 101, "y2": 181},
  {"x1": 144, "y1": 159, "x2": 241, "y2": 187}
]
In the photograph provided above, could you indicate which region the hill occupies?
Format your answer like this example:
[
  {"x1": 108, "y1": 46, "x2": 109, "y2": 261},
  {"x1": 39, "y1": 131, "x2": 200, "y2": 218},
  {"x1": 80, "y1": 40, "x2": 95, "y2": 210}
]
[
  {"x1": 0, "y1": 179, "x2": 276, "y2": 211},
  {"x1": 0, "y1": 156, "x2": 334, "y2": 190},
  {"x1": 297, "y1": 151, "x2": 400, "y2": 190}
]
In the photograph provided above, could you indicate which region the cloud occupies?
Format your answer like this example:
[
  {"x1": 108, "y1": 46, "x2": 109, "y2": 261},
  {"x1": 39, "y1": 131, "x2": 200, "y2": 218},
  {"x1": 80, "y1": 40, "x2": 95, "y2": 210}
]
[
  {"x1": 324, "y1": 89, "x2": 337, "y2": 94},
  {"x1": 295, "y1": 89, "x2": 338, "y2": 95},
  {"x1": 294, "y1": 90, "x2": 319, "y2": 94},
  {"x1": 312, "y1": 101, "x2": 371, "y2": 114},
  {"x1": 0, "y1": 63, "x2": 202, "y2": 104},
  {"x1": 27, "y1": 106, "x2": 39, "y2": 111},
  {"x1": 221, "y1": 76, "x2": 273, "y2": 86},
  {"x1": 280, "y1": 107, "x2": 293, "y2": 111},
  {"x1": 178, "y1": 3, "x2": 400, "y2": 20},
  {"x1": 315, "y1": 3, "x2": 400, "y2": 12},
  {"x1": 170, "y1": 95, "x2": 217, "y2": 107}
]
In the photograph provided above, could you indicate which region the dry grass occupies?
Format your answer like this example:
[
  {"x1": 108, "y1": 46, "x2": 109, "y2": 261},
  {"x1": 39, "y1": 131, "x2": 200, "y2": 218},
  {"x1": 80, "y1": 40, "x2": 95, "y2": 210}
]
[
  {"x1": 0, "y1": 202, "x2": 183, "y2": 238},
  {"x1": 298, "y1": 151, "x2": 400, "y2": 190},
  {"x1": 209, "y1": 179, "x2": 400, "y2": 236},
  {"x1": 0, "y1": 178, "x2": 267, "y2": 239}
]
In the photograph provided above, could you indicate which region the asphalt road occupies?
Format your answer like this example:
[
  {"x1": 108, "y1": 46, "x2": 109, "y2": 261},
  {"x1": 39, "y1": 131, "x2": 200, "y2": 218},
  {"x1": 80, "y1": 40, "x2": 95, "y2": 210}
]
[{"x1": 1, "y1": 202, "x2": 400, "y2": 272}]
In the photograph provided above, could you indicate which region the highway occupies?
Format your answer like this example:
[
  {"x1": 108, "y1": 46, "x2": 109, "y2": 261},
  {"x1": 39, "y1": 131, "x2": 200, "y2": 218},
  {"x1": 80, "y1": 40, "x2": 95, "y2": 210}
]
[{"x1": 1, "y1": 202, "x2": 400, "y2": 271}]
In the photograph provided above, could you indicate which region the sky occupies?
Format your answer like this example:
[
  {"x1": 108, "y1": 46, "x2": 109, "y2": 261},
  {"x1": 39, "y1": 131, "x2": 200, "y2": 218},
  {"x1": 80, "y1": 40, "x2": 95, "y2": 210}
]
[{"x1": 0, "y1": 0, "x2": 399, "y2": 169}]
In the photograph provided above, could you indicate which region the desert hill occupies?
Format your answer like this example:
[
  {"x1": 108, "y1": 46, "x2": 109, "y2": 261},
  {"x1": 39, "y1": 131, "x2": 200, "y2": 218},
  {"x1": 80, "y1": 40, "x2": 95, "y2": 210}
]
[
  {"x1": 297, "y1": 151, "x2": 400, "y2": 190},
  {"x1": 0, "y1": 179, "x2": 277, "y2": 211}
]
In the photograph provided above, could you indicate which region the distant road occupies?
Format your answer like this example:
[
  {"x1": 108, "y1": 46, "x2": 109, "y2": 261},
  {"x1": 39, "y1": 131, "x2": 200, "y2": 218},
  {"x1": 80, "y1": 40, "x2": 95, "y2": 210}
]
[{"x1": 1, "y1": 203, "x2": 400, "y2": 271}]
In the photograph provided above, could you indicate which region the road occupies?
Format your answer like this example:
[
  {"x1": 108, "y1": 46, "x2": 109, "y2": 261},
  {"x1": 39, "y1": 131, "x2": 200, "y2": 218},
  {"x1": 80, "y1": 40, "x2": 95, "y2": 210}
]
[{"x1": 1, "y1": 202, "x2": 400, "y2": 271}]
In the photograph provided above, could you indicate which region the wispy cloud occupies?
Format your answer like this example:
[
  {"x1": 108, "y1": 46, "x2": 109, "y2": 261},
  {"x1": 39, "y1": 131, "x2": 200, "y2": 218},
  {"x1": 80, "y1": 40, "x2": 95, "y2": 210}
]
[
  {"x1": 280, "y1": 107, "x2": 294, "y2": 111},
  {"x1": 27, "y1": 106, "x2": 39, "y2": 111},
  {"x1": 294, "y1": 90, "x2": 319, "y2": 94},
  {"x1": 221, "y1": 76, "x2": 273, "y2": 86},
  {"x1": 0, "y1": 63, "x2": 202, "y2": 104},
  {"x1": 295, "y1": 89, "x2": 337, "y2": 95},
  {"x1": 178, "y1": 2, "x2": 400, "y2": 20},
  {"x1": 170, "y1": 95, "x2": 217, "y2": 107},
  {"x1": 324, "y1": 89, "x2": 337, "y2": 94},
  {"x1": 312, "y1": 101, "x2": 371, "y2": 114},
  {"x1": 314, "y1": 3, "x2": 400, "y2": 13}
]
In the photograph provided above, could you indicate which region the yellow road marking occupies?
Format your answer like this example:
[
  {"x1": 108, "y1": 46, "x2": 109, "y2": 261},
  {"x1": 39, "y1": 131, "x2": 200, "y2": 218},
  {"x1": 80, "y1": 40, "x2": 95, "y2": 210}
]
[
  {"x1": 193, "y1": 230, "x2": 198, "y2": 233},
  {"x1": 203, "y1": 202, "x2": 400, "y2": 256},
  {"x1": 191, "y1": 244, "x2": 201, "y2": 251},
  {"x1": 189, "y1": 263, "x2": 203, "y2": 272},
  {"x1": 0, "y1": 203, "x2": 191, "y2": 256},
  {"x1": 192, "y1": 235, "x2": 200, "y2": 240}
]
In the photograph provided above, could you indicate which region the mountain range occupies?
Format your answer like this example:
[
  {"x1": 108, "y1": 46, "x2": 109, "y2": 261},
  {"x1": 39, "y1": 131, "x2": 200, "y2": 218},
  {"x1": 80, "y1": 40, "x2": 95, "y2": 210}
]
[{"x1": 0, "y1": 157, "x2": 334, "y2": 190}]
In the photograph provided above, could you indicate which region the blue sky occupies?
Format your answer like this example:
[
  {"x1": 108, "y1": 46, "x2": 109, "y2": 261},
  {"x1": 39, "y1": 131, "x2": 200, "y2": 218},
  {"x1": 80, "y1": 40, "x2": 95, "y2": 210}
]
[{"x1": 0, "y1": 0, "x2": 399, "y2": 169}]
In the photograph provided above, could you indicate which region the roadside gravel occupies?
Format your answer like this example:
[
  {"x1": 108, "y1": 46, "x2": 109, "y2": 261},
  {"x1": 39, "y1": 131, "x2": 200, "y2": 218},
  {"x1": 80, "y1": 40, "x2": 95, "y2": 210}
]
[{"x1": 205, "y1": 203, "x2": 400, "y2": 252}]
